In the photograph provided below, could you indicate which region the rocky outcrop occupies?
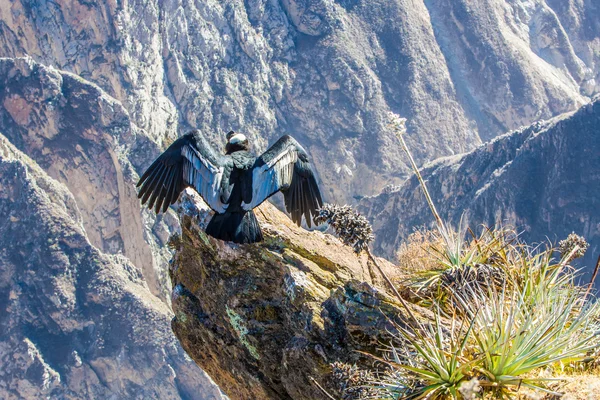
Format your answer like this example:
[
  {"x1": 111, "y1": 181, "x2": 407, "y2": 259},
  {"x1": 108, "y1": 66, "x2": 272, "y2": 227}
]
[
  {"x1": 1, "y1": 0, "x2": 598, "y2": 201},
  {"x1": 0, "y1": 134, "x2": 222, "y2": 399},
  {"x1": 0, "y1": 57, "x2": 173, "y2": 299},
  {"x1": 421, "y1": 0, "x2": 596, "y2": 140},
  {"x1": 359, "y1": 98, "x2": 600, "y2": 275},
  {"x1": 169, "y1": 191, "x2": 423, "y2": 400}
]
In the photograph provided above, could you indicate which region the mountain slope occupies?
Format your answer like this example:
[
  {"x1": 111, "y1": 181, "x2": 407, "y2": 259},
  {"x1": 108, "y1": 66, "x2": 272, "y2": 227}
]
[
  {"x1": 0, "y1": 134, "x2": 222, "y2": 399},
  {"x1": 0, "y1": 0, "x2": 598, "y2": 200},
  {"x1": 359, "y1": 98, "x2": 600, "y2": 274},
  {"x1": 0, "y1": 57, "x2": 177, "y2": 299}
]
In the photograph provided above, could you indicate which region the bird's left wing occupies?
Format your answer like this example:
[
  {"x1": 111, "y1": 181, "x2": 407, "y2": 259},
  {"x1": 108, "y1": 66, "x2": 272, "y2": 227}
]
[
  {"x1": 137, "y1": 130, "x2": 230, "y2": 213},
  {"x1": 242, "y1": 135, "x2": 323, "y2": 227}
]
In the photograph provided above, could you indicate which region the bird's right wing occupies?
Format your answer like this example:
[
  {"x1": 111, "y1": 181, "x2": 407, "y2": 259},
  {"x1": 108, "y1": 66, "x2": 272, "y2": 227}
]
[
  {"x1": 137, "y1": 130, "x2": 231, "y2": 213},
  {"x1": 242, "y1": 135, "x2": 323, "y2": 227}
]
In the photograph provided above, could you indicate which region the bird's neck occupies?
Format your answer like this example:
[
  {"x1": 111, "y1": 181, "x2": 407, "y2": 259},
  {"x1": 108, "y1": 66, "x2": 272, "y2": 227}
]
[{"x1": 226, "y1": 143, "x2": 250, "y2": 154}]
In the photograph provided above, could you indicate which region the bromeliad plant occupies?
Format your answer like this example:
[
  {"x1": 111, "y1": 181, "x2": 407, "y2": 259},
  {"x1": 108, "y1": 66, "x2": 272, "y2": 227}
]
[
  {"x1": 460, "y1": 279, "x2": 600, "y2": 396},
  {"x1": 368, "y1": 259, "x2": 600, "y2": 399},
  {"x1": 341, "y1": 113, "x2": 600, "y2": 399},
  {"x1": 406, "y1": 225, "x2": 514, "y2": 308},
  {"x1": 372, "y1": 308, "x2": 479, "y2": 399}
]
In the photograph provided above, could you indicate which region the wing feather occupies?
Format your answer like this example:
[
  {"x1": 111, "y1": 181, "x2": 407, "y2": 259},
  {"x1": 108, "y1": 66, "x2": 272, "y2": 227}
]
[
  {"x1": 138, "y1": 158, "x2": 159, "y2": 185},
  {"x1": 160, "y1": 169, "x2": 176, "y2": 213},
  {"x1": 147, "y1": 165, "x2": 168, "y2": 211},
  {"x1": 137, "y1": 130, "x2": 230, "y2": 214},
  {"x1": 163, "y1": 167, "x2": 177, "y2": 212},
  {"x1": 243, "y1": 135, "x2": 323, "y2": 226},
  {"x1": 138, "y1": 162, "x2": 163, "y2": 202}
]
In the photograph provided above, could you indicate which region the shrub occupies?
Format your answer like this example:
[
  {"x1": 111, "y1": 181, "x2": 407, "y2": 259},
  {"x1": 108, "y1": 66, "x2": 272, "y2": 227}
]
[
  {"x1": 374, "y1": 308, "x2": 478, "y2": 399},
  {"x1": 365, "y1": 250, "x2": 600, "y2": 398},
  {"x1": 404, "y1": 225, "x2": 516, "y2": 309}
]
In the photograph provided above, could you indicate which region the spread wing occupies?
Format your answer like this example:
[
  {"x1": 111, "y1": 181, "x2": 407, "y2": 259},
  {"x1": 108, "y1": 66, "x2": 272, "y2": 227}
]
[
  {"x1": 137, "y1": 130, "x2": 230, "y2": 213},
  {"x1": 242, "y1": 135, "x2": 323, "y2": 227}
]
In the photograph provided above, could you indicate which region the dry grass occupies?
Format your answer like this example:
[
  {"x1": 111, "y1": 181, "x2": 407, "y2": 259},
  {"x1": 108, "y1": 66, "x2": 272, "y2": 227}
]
[
  {"x1": 396, "y1": 229, "x2": 440, "y2": 275},
  {"x1": 516, "y1": 370, "x2": 600, "y2": 400},
  {"x1": 553, "y1": 374, "x2": 600, "y2": 399}
]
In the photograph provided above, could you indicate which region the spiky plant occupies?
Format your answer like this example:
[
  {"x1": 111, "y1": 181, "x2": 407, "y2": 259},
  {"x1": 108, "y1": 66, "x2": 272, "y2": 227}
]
[
  {"x1": 457, "y1": 276, "x2": 600, "y2": 396},
  {"x1": 315, "y1": 204, "x2": 374, "y2": 253},
  {"x1": 558, "y1": 232, "x2": 589, "y2": 262},
  {"x1": 406, "y1": 226, "x2": 515, "y2": 308},
  {"x1": 370, "y1": 308, "x2": 478, "y2": 399},
  {"x1": 363, "y1": 257, "x2": 600, "y2": 399}
]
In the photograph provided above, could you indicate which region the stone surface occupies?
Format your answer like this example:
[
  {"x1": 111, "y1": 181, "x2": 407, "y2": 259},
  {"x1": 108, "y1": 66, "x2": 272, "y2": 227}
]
[
  {"x1": 360, "y1": 97, "x2": 600, "y2": 276},
  {"x1": 0, "y1": 57, "x2": 174, "y2": 300},
  {"x1": 0, "y1": 0, "x2": 598, "y2": 202},
  {"x1": 0, "y1": 134, "x2": 222, "y2": 399},
  {"x1": 169, "y1": 191, "x2": 421, "y2": 400}
]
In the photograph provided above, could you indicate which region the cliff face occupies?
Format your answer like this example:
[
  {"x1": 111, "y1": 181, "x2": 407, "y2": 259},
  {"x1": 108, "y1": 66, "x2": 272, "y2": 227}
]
[
  {"x1": 169, "y1": 192, "x2": 421, "y2": 400},
  {"x1": 359, "y1": 98, "x2": 600, "y2": 274},
  {"x1": 0, "y1": 0, "x2": 598, "y2": 201},
  {"x1": 0, "y1": 1, "x2": 599, "y2": 397},
  {"x1": 0, "y1": 135, "x2": 222, "y2": 399},
  {"x1": 0, "y1": 57, "x2": 176, "y2": 300}
]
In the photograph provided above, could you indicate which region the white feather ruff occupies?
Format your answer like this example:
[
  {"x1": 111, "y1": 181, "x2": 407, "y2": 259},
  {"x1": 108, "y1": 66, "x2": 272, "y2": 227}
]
[{"x1": 229, "y1": 133, "x2": 247, "y2": 145}]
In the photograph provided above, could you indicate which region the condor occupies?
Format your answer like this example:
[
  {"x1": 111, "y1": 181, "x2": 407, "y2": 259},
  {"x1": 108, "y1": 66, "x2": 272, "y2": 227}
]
[{"x1": 137, "y1": 130, "x2": 324, "y2": 243}]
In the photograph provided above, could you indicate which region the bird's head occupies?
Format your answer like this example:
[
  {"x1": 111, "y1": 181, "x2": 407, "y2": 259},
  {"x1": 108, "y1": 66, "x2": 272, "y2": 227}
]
[{"x1": 225, "y1": 130, "x2": 250, "y2": 154}]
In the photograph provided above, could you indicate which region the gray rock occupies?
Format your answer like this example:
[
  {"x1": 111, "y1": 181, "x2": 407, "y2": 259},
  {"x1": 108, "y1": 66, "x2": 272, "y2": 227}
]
[
  {"x1": 1, "y1": 0, "x2": 598, "y2": 201},
  {"x1": 0, "y1": 57, "x2": 173, "y2": 301},
  {"x1": 0, "y1": 134, "x2": 222, "y2": 399}
]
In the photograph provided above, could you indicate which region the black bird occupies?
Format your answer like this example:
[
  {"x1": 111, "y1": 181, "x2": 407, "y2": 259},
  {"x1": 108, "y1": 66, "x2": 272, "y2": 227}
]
[{"x1": 137, "y1": 130, "x2": 324, "y2": 243}]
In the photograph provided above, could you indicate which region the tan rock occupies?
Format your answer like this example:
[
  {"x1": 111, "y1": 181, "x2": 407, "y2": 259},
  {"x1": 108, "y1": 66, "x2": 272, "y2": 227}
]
[{"x1": 170, "y1": 192, "x2": 423, "y2": 400}]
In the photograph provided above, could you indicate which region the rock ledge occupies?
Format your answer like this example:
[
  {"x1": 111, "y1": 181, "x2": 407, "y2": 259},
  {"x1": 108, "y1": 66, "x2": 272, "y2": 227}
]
[{"x1": 170, "y1": 193, "x2": 424, "y2": 399}]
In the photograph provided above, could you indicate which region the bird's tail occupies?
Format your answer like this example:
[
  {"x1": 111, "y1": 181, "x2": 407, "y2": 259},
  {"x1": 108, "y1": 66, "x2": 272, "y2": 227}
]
[{"x1": 205, "y1": 211, "x2": 264, "y2": 244}]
